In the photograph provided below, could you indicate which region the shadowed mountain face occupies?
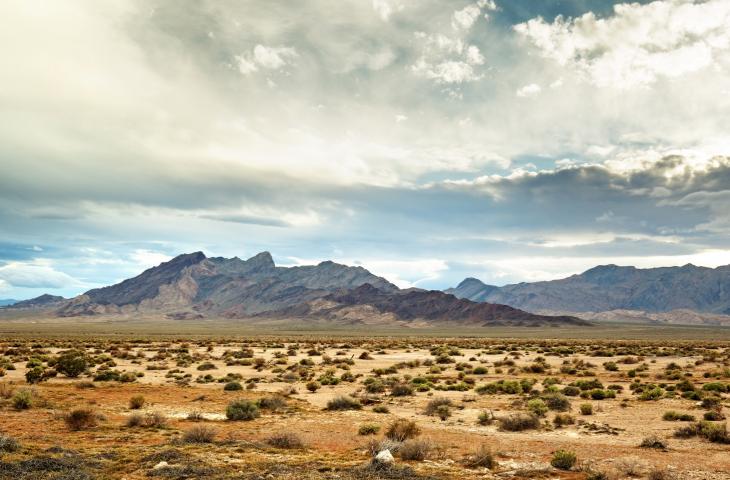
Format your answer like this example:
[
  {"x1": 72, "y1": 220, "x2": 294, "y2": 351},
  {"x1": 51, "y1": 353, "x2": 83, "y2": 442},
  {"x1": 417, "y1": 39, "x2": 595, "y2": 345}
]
[
  {"x1": 55, "y1": 252, "x2": 587, "y2": 327},
  {"x1": 282, "y1": 284, "x2": 587, "y2": 327},
  {"x1": 447, "y1": 264, "x2": 730, "y2": 315}
]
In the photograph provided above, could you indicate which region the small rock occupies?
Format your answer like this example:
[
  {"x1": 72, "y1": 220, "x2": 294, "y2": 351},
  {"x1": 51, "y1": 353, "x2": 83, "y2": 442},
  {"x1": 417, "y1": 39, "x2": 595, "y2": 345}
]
[
  {"x1": 153, "y1": 461, "x2": 169, "y2": 470},
  {"x1": 375, "y1": 449, "x2": 394, "y2": 464}
]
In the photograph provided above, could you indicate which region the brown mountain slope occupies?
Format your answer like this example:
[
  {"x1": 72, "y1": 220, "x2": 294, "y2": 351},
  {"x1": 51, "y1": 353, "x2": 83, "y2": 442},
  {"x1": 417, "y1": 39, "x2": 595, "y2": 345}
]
[
  {"x1": 56, "y1": 251, "x2": 587, "y2": 327},
  {"x1": 269, "y1": 283, "x2": 588, "y2": 327}
]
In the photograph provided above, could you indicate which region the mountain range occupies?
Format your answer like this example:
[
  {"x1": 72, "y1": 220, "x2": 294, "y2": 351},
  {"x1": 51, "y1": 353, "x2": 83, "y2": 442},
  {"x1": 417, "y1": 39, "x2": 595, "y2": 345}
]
[
  {"x1": 42, "y1": 252, "x2": 586, "y2": 328},
  {"x1": 447, "y1": 264, "x2": 730, "y2": 325}
]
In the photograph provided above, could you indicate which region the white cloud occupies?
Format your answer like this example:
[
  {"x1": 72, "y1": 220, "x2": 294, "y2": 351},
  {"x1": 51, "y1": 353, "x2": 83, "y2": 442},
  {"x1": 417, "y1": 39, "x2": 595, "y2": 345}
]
[
  {"x1": 452, "y1": 4, "x2": 481, "y2": 30},
  {"x1": 253, "y1": 45, "x2": 297, "y2": 69},
  {"x1": 515, "y1": 0, "x2": 730, "y2": 88},
  {"x1": 278, "y1": 255, "x2": 448, "y2": 289},
  {"x1": 452, "y1": 0, "x2": 498, "y2": 29},
  {"x1": 372, "y1": 0, "x2": 402, "y2": 21},
  {"x1": 412, "y1": 33, "x2": 485, "y2": 85},
  {"x1": 465, "y1": 45, "x2": 485, "y2": 65},
  {"x1": 414, "y1": 60, "x2": 480, "y2": 84},
  {"x1": 516, "y1": 83, "x2": 541, "y2": 97},
  {"x1": 129, "y1": 250, "x2": 172, "y2": 268},
  {"x1": 0, "y1": 259, "x2": 81, "y2": 289},
  {"x1": 236, "y1": 56, "x2": 258, "y2": 75},
  {"x1": 357, "y1": 258, "x2": 448, "y2": 288},
  {"x1": 236, "y1": 45, "x2": 297, "y2": 75},
  {"x1": 472, "y1": 249, "x2": 730, "y2": 285}
]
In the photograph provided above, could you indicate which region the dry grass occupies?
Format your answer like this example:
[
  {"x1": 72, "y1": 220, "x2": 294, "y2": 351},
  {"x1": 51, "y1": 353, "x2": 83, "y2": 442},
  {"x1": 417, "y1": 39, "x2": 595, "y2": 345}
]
[
  {"x1": 385, "y1": 419, "x2": 420, "y2": 442},
  {"x1": 64, "y1": 408, "x2": 98, "y2": 431},
  {"x1": 182, "y1": 425, "x2": 217, "y2": 443},
  {"x1": 266, "y1": 432, "x2": 306, "y2": 449}
]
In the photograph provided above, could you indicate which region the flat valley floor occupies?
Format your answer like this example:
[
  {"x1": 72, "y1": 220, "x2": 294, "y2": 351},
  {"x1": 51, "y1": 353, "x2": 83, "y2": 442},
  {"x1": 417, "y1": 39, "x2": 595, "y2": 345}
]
[{"x1": 0, "y1": 322, "x2": 728, "y2": 479}]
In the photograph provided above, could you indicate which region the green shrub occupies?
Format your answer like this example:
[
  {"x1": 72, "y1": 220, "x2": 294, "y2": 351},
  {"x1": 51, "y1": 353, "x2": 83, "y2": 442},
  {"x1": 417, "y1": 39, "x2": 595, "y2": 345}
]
[
  {"x1": 477, "y1": 410, "x2": 494, "y2": 425},
  {"x1": 358, "y1": 424, "x2": 380, "y2": 435},
  {"x1": 120, "y1": 372, "x2": 138, "y2": 383},
  {"x1": 55, "y1": 350, "x2": 88, "y2": 378},
  {"x1": 305, "y1": 381, "x2": 320, "y2": 392},
  {"x1": 662, "y1": 410, "x2": 694, "y2": 421},
  {"x1": 674, "y1": 421, "x2": 730, "y2": 443},
  {"x1": 639, "y1": 387, "x2": 664, "y2": 401},
  {"x1": 94, "y1": 370, "x2": 121, "y2": 382},
  {"x1": 257, "y1": 395, "x2": 287, "y2": 412},
  {"x1": 390, "y1": 383, "x2": 414, "y2": 397},
  {"x1": 542, "y1": 393, "x2": 571, "y2": 412},
  {"x1": 603, "y1": 362, "x2": 618, "y2": 371},
  {"x1": 703, "y1": 410, "x2": 725, "y2": 421},
  {"x1": 550, "y1": 450, "x2": 576, "y2": 470},
  {"x1": 553, "y1": 413, "x2": 575, "y2": 427},
  {"x1": 25, "y1": 366, "x2": 46, "y2": 384},
  {"x1": 424, "y1": 397, "x2": 452, "y2": 416},
  {"x1": 0, "y1": 434, "x2": 20, "y2": 453},
  {"x1": 226, "y1": 399, "x2": 260, "y2": 420},
  {"x1": 498, "y1": 413, "x2": 540, "y2": 431},
  {"x1": 640, "y1": 435, "x2": 668, "y2": 450},
  {"x1": 12, "y1": 389, "x2": 33, "y2": 410},
  {"x1": 372, "y1": 405, "x2": 390, "y2": 414},
  {"x1": 476, "y1": 379, "x2": 524, "y2": 395},
  {"x1": 579, "y1": 403, "x2": 593, "y2": 415},
  {"x1": 326, "y1": 395, "x2": 362, "y2": 411},
  {"x1": 196, "y1": 362, "x2": 217, "y2": 371},
  {"x1": 702, "y1": 382, "x2": 728, "y2": 393},
  {"x1": 527, "y1": 398, "x2": 548, "y2": 417},
  {"x1": 224, "y1": 381, "x2": 243, "y2": 391}
]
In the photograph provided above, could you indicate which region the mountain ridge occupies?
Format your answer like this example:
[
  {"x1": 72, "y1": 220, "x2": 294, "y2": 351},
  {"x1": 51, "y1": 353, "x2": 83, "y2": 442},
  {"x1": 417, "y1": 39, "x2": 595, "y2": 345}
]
[
  {"x1": 447, "y1": 263, "x2": 730, "y2": 316},
  {"x1": 52, "y1": 251, "x2": 586, "y2": 327}
]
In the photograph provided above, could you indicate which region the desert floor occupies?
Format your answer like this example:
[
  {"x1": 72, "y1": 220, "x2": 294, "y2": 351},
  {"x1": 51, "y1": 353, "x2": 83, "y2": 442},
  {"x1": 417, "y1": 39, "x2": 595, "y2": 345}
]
[{"x1": 0, "y1": 327, "x2": 728, "y2": 479}]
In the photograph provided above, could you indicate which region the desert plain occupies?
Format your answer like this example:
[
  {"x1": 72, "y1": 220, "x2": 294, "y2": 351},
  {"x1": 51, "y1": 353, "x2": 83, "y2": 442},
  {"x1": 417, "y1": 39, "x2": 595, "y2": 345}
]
[{"x1": 0, "y1": 323, "x2": 728, "y2": 480}]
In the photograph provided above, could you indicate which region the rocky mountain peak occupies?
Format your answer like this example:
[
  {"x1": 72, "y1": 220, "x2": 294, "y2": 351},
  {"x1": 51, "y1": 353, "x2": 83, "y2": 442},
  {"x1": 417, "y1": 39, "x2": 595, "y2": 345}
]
[
  {"x1": 242, "y1": 251, "x2": 276, "y2": 273},
  {"x1": 456, "y1": 277, "x2": 486, "y2": 288}
]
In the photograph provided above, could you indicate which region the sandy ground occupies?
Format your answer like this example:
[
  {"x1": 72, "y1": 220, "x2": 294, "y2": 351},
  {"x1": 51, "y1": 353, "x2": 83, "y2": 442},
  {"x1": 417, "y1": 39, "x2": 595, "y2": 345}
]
[{"x1": 0, "y1": 336, "x2": 728, "y2": 479}]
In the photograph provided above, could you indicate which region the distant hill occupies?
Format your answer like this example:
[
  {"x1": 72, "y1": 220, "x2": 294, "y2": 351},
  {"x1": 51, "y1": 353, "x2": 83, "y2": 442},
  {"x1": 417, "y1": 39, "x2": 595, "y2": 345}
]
[
  {"x1": 3, "y1": 294, "x2": 66, "y2": 309},
  {"x1": 55, "y1": 251, "x2": 587, "y2": 327},
  {"x1": 0, "y1": 299, "x2": 18, "y2": 307},
  {"x1": 447, "y1": 263, "x2": 730, "y2": 316}
]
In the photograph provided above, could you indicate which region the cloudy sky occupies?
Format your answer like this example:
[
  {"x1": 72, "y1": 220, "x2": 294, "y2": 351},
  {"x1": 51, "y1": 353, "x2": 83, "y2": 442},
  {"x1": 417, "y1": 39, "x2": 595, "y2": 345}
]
[{"x1": 3, "y1": 0, "x2": 730, "y2": 299}]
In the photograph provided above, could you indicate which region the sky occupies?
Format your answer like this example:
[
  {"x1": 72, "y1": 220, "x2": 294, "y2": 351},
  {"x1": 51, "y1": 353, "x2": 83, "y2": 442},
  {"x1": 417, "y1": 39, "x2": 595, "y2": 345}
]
[{"x1": 3, "y1": 0, "x2": 730, "y2": 299}]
